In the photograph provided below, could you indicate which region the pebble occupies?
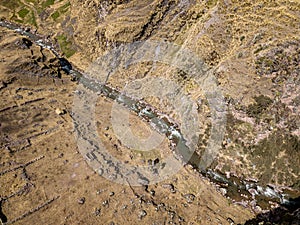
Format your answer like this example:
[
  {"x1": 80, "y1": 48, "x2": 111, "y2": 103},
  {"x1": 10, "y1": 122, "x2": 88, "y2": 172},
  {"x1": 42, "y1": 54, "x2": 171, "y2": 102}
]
[
  {"x1": 57, "y1": 120, "x2": 64, "y2": 125},
  {"x1": 153, "y1": 158, "x2": 159, "y2": 165},
  {"x1": 162, "y1": 184, "x2": 176, "y2": 193},
  {"x1": 96, "y1": 189, "x2": 104, "y2": 195},
  {"x1": 55, "y1": 108, "x2": 66, "y2": 115},
  {"x1": 138, "y1": 177, "x2": 149, "y2": 185},
  {"x1": 150, "y1": 190, "x2": 155, "y2": 196},
  {"x1": 19, "y1": 38, "x2": 32, "y2": 48},
  {"x1": 138, "y1": 210, "x2": 147, "y2": 219},
  {"x1": 78, "y1": 197, "x2": 85, "y2": 204},
  {"x1": 156, "y1": 203, "x2": 166, "y2": 211},
  {"x1": 102, "y1": 200, "x2": 109, "y2": 207},
  {"x1": 227, "y1": 217, "x2": 235, "y2": 224},
  {"x1": 181, "y1": 203, "x2": 188, "y2": 207},
  {"x1": 220, "y1": 188, "x2": 227, "y2": 196},
  {"x1": 94, "y1": 208, "x2": 101, "y2": 216},
  {"x1": 148, "y1": 158, "x2": 160, "y2": 166},
  {"x1": 97, "y1": 168, "x2": 104, "y2": 176},
  {"x1": 225, "y1": 171, "x2": 231, "y2": 179},
  {"x1": 248, "y1": 188, "x2": 258, "y2": 197},
  {"x1": 178, "y1": 216, "x2": 185, "y2": 222},
  {"x1": 15, "y1": 94, "x2": 23, "y2": 100},
  {"x1": 168, "y1": 210, "x2": 175, "y2": 219},
  {"x1": 183, "y1": 193, "x2": 195, "y2": 203}
]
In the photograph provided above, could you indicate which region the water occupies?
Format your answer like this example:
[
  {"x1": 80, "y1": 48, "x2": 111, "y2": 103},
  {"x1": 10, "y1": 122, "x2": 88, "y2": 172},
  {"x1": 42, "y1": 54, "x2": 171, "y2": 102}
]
[{"x1": 0, "y1": 19, "x2": 292, "y2": 207}]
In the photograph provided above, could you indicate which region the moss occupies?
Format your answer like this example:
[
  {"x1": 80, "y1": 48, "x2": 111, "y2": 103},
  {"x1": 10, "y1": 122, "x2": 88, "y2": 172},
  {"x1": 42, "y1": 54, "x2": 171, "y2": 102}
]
[
  {"x1": 42, "y1": 0, "x2": 55, "y2": 9},
  {"x1": 287, "y1": 135, "x2": 300, "y2": 153},
  {"x1": 292, "y1": 95, "x2": 300, "y2": 105},
  {"x1": 254, "y1": 45, "x2": 265, "y2": 54},
  {"x1": 237, "y1": 52, "x2": 243, "y2": 58},
  {"x1": 250, "y1": 131, "x2": 300, "y2": 185},
  {"x1": 59, "y1": 2, "x2": 71, "y2": 13},
  {"x1": 51, "y1": 11, "x2": 60, "y2": 20},
  {"x1": 28, "y1": 11, "x2": 37, "y2": 27},
  {"x1": 255, "y1": 41, "x2": 300, "y2": 79},
  {"x1": 25, "y1": 0, "x2": 38, "y2": 3},
  {"x1": 14, "y1": 18, "x2": 23, "y2": 23},
  {"x1": 56, "y1": 35, "x2": 76, "y2": 58},
  {"x1": 291, "y1": 180, "x2": 300, "y2": 190},
  {"x1": 207, "y1": 0, "x2": 218, "y2": 7},
  {"x1": 50, "y1": 1, "x2": 70, "y2": 19},
  {"x1": 246, "y1": 95, "x2": 273, "y2": 119},
  {"x1": 36, "y1": 7, "x2": 44, "y2": 15},
  {"x1": 226, "y1": 113, "x2": 244, "y2": 139},
  {"x1": 1, "y1": 0, "x2": 20, "y2": 10},
  {"x1": 11, "y1": 13, "x2": 24, "y2": 24},
  {"x1": 18, "y1": 8, "x2": 30, "y2": 18}
]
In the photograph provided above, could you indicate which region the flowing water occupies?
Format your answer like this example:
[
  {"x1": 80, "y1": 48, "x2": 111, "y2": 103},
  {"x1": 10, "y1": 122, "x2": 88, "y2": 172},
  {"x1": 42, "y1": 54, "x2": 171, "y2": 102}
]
[{"x1": 0, "y1": 19, "x2": 296, "y2": 209}]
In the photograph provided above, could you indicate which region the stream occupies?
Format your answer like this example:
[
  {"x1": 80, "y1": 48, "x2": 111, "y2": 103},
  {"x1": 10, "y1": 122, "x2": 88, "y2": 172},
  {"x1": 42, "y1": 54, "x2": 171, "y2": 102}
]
[{"x1": 0, "y1": 19, "x2": 296, "y2": 210}]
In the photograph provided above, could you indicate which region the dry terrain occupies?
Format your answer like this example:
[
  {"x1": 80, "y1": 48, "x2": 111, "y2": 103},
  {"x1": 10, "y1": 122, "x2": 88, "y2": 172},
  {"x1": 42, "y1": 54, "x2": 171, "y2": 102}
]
[{"x1": 0, "y1": 0, "x2": 300, "y2": 224}]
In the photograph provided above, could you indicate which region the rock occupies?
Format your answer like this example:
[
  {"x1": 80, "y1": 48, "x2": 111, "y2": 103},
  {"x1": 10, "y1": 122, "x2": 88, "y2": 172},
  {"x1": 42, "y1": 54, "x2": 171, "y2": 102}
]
[
  {"x1": 183, "y1": 193, "x2": 195, "y2": 203},
  {"x1": 227, "y1": 217, "x2": 235, "y2": 224},
  {"x1": 78, "y1": 197, "x2": 85, "y2": 204},
  {"x1": 20, "y1": 38, "x2": 32, "y2": 49},
  {"x1": 58, "y1": 58, "x2": 72, "y2": 74},
  {"x1": 153, "y1": 158, "x2": 159, "y2": 165},
  {"x1": 220, "y1": 188, "x2": 227, "y2": 196},
  {"x1": 97, "y1": 168, "x2": 104, "y2": 176},
  {"x1": 94, "y1": 208, "x2": 101, "y2": 216},
  {"x1": 96, "y1": 189, "x2": 104, "y2": 195},
  {"x1": 168, "y1": 210, "x2": 175, "y2": 219},
  {"x1": 55, "y1": 108, "x2": 66, "y2": 115},
  {"x1": 162, "y1": 183, "x2": 176, "y2": 193},
  {"x1": 138, "y1": 177, "x2": 149, "y2": 186},
  {"x1": 178, "y1": 216, "x2": 185, "y2": 222},
  {"x1": 138, "y1": 210, "x2": 147, "y2": 219},
  {"x1": 102, "y1": 200, "x2": 109, "y2": 206},
  {"x1": 150, "y1": 190, "x2": 155, "y2": 196},
  {"x1": 14, "y1": 94, "x2": 23, "y2": 100}
]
